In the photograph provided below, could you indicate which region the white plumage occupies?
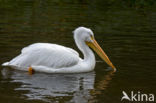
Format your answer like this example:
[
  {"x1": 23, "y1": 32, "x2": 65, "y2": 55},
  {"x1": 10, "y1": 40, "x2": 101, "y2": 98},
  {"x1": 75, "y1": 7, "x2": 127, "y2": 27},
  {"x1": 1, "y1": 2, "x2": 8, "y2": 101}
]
[
  {"x1": 2, "y1": 27, "x2": 116, "y2": 73},
  {"x1": 10, "y1": 43, "x2": 80, "y2": 68}
]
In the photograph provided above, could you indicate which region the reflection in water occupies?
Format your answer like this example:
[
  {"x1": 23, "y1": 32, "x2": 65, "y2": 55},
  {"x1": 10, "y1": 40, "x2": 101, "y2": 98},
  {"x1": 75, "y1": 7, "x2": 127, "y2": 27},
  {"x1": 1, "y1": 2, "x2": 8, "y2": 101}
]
[
  {"x1": 2, "y1": 68, "x2": 96, "y2": 102},
  {"x1": 1, "y1": 68, "x2": 114, "y2": 103},
  {"x1": 89, "y1": 70, "x2": 115, "y2": 103},
  {"x1": 96, "y1": 71, "x2": 114, "y2": 91}
]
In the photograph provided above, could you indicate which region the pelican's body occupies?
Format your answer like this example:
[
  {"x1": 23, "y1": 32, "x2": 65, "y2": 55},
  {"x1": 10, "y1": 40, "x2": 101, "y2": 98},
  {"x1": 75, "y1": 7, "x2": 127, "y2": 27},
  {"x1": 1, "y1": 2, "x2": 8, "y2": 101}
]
[{"x1": 2, "y1": 27, "x2": 115, "y2": 73}]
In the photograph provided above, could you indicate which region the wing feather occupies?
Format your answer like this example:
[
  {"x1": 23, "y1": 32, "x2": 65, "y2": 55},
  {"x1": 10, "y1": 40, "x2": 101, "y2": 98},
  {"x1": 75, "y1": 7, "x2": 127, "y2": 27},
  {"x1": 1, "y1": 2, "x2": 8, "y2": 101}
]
[{"x1": 9, "y1": 43, "x2": 80, "y2": 68}]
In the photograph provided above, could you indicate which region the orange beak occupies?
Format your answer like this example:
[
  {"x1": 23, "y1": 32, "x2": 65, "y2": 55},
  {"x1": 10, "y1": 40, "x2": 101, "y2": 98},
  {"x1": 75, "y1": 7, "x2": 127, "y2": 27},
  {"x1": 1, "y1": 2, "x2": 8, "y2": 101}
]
[{"x1": 86, "y1": 36, "x2": 116, "y2": 72}]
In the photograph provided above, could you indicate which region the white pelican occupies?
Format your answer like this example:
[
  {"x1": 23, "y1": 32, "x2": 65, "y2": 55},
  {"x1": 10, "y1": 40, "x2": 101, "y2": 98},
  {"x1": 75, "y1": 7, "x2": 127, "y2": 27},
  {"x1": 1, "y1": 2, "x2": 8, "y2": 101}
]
[{"x1": 2, "y1": 27, "x2": 116, "y2": 73}]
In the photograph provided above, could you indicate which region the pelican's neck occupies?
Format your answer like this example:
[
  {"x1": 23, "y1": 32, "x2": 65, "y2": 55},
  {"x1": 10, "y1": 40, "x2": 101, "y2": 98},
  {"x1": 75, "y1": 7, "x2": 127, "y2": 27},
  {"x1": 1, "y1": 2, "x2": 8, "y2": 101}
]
[
  {"x1": 82, "y1": 42, "x2": 95, "y2": 61},
  {"x1": 75, "y1": 40, "x2": 96, "y2": 68}
]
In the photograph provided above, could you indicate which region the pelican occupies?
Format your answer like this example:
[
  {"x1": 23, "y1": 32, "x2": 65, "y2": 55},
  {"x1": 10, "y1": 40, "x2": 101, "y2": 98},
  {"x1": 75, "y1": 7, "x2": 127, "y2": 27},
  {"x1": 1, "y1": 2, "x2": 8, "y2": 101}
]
[{"x1": 2, "y1": 27, "x2": 116, "y2": 73}]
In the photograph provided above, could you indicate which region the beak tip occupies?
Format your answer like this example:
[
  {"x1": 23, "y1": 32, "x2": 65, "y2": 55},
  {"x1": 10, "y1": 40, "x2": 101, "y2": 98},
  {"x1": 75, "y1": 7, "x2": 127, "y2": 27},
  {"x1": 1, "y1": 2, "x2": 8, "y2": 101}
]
[{"x1": 113, "y1": 68, "x2": 116, "y2": 72}]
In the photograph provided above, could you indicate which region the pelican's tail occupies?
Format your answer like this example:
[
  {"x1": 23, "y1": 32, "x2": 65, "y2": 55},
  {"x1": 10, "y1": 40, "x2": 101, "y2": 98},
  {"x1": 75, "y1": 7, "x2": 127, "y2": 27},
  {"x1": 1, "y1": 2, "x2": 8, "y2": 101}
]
[{"x1": 2, "y1": 62, "x2": 9, "y2": 66}]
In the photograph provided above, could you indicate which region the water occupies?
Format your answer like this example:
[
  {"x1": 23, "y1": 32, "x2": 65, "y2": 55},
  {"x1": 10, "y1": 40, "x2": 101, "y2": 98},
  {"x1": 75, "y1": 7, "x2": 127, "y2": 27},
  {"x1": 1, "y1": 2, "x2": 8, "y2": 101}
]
[{"x1": 0, "y1": 0, "x2": 156, "y2": 103}]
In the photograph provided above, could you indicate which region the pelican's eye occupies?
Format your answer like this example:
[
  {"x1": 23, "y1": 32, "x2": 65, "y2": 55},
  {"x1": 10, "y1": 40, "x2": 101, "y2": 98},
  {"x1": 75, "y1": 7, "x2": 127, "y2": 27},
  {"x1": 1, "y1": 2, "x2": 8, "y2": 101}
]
[
  {"x1": 90, "y1": 35, "x2": 94, "y2": 40},
  {"x1": 85, "y1": 35, "x2": 94, "y2": 46}
]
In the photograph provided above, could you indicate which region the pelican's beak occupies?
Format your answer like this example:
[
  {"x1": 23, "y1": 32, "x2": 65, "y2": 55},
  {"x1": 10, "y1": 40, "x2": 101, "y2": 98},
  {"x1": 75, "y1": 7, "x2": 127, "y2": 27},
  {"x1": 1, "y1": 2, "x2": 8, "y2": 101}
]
[{"x1": 86, "y1": 36, "x2": 116, "y2": 72}]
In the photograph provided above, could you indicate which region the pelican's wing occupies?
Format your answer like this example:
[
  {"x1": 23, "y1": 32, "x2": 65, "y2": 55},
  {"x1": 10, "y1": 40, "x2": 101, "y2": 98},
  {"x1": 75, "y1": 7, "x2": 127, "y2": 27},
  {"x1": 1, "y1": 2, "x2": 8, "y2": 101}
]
[{"x1": 7, "y1": 43, "x2": 80, "y2": 69}]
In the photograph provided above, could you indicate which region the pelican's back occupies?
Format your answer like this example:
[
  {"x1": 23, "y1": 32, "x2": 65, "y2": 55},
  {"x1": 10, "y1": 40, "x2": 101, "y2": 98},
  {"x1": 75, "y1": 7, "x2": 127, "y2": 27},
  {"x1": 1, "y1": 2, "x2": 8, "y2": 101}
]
[{"x1": 5, "y1": 43, "x2": 80, "y2": 69}]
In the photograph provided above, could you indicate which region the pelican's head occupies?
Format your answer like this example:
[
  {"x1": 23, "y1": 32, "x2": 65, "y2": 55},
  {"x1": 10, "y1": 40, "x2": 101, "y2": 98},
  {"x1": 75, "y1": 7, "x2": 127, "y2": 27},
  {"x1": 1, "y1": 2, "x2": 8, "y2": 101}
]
[
  {"x1": 73, "y1": 27, "x2": 94, "y2": 42},
  {"x1": 73, "y1": 27, "x2": 116, "y2": 72}
]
